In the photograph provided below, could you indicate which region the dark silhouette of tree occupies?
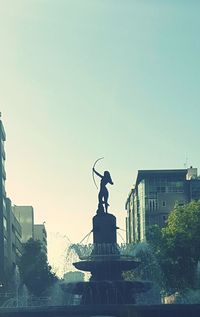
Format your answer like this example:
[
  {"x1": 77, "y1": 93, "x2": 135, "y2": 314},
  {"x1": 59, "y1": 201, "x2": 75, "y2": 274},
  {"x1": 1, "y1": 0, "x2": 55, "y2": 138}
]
[
  {"x1": 19, "y1": 238, "x2": 57, "y2": 296},
  {"x1": 148, "y1": 200, "x2": 200, "y2": 293}
]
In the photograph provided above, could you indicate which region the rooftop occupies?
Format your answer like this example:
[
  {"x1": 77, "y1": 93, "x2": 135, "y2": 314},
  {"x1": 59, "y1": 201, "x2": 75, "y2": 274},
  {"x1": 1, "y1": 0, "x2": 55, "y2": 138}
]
[{"x1": 136, "y1": 169, "x2": 188, "y2": 186}]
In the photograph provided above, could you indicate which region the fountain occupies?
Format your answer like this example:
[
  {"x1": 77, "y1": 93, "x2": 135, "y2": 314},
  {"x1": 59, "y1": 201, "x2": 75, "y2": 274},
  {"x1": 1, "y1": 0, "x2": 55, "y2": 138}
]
[
  {"x1": 0, "y1": 266, "x2": 29, "y2": 308},
  {"x1": 61, "y1": 163, "x2": 152, "y2": 304},
  {"x1": 62, "y1": 213, "x2": 152, "y2": 304}
]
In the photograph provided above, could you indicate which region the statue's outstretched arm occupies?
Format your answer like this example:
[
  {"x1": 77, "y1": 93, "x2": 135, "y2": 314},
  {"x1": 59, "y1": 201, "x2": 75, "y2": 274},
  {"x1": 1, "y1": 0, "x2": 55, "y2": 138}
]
[{"x1": 93, "y1": 168, "x2": 103, "y2": 179}]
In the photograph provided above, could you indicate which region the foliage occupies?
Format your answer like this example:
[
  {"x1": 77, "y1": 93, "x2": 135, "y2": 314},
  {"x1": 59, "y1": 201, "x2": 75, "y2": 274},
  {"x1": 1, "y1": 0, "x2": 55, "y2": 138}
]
[
  {"x1": 148, "y1": 200, "x2": 200, "y2": 293},
  {"x1": 123, "y1": 242, "x2": 163, "y2": 304},
  {"x1": 123, "y1": 242, "x2": 163, "y2": 284},
  {"x1": 146, "y1": 225, "x2": 163, "y2": 256},
  {"x1": 19, "y1": 239, "x2": 58, "y2": 296}
]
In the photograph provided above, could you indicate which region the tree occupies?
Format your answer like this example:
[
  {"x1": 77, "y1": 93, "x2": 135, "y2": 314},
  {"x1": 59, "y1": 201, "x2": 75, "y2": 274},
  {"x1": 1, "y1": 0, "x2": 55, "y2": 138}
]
[
  {"x1": 148, "y1": 201, "x2": 200, "y2": 292},
  {"x1": 161, "y1": 200, "x2": 200, "y2": 291},
  {"x1": 19, "y1": 239, "x2": 57, "y2": 296},
  {"x1": 146, "y1": 224, "x2": 163, "y2": 257}
]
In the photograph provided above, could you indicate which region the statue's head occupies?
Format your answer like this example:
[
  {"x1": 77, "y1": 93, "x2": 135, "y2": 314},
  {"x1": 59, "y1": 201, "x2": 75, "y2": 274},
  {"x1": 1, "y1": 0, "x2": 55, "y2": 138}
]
[{"x1": 104, "y1": 171, "x2": 114, "y2": 185}]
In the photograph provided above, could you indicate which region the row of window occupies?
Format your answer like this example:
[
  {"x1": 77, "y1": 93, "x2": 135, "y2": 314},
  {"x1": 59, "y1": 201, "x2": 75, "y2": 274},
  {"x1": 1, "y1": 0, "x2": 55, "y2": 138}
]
[
  {"x1": 148, "y1": 199, "x2": 166, "y2": 211},
  {"x1": 146, "y1": 179, "x2": 184, "y2": 185},
  {"x1": 149, "y1": 186, "x2": 184, "y2": 193}
]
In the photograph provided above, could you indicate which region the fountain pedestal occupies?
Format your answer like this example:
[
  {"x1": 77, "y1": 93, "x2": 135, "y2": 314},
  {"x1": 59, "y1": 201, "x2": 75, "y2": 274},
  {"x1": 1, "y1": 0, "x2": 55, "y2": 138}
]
[
  {"x1": 93, "y1": 213, "x2": 117, "y2": 244},
  {"x1": 62, "y1": 211, "x2": 152, "y2": 304}
]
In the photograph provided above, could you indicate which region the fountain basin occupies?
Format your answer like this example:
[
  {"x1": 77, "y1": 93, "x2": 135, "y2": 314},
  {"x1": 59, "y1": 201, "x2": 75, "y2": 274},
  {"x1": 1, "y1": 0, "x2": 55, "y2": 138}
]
[
  {"x1": 1, "y1": 304, "x2": 200, "y2": 317},
  {"x1": 61, "y1": 280, "x2": 152, "y2": 304},
  {"x1": 74, "y1": 258, "x2": 140, "y2": 280}
]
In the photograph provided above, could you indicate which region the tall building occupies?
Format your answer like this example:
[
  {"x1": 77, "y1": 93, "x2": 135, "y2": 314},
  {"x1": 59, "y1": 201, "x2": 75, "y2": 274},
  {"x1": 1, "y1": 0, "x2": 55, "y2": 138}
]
[
  {"x1": 34, "y1": 223, "x2": 47, "y2": 254},
  {"x1": 0, "y1": 118, "x2": 46, "y2": 290},
  {"x1": 0, "y1": 119, "x2": 7, "y2": 286},
  {"x1": 6, "y1": 198, "x2": 22, "y2": 269},
  {"x1": 125, "y1": 167, "x2": 200, "y2": 243},
  {"x1": 0, "y1": 119, "x2": 23, "y2": 289},
  {"x1": 13, "y1": 206, "x2": 48, "y2": 256},
  {"x1": 12, "y1": 206, "x2": 34, "y2": 243}
]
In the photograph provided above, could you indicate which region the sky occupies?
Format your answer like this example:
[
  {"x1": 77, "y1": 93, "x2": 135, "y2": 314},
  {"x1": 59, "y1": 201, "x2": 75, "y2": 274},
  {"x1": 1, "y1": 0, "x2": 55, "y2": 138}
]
[{"x1": 0, "y1": 0, "x2": 200, "y2": 276}]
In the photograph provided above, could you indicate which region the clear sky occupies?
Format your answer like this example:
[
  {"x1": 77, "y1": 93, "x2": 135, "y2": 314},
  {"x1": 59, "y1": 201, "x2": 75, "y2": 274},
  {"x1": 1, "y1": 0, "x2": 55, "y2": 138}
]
[{"x1": 1, "y1": 0, "x2": 200, "y2": 275}]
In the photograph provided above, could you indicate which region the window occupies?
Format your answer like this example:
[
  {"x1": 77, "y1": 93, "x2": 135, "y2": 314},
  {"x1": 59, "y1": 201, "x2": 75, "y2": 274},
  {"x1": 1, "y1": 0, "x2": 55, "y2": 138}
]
[
  {"x1": 3, "y1": 199, "x2": 6, "y2": 211},
  {"x1": 156, "y1": 186, "x2": 166, "y2": 193},
  {"x1": 149, "y1": 199, "x2": 157, "y2": 211},
  {"x1": 162, "y1": 201, "x2": 166, "y2": 207},
  {"x1": 4, "y1": 236, "x2": 7, "y2": 250},
  {"x1": 12, "y1": 224, "x2": 15, "y2": 233},
  {"x1": 167, "y1": 181, "x2": 184, "y2": 193},
  {"x1": 3, "y1": 217, "x2": 7, "y2": 231}
]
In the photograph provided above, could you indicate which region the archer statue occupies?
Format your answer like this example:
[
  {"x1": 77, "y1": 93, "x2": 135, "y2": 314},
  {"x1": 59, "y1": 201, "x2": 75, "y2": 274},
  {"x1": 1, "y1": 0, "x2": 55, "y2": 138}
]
[{"x1": 92, "y1": 159, "x2": 113, "y2": 213}]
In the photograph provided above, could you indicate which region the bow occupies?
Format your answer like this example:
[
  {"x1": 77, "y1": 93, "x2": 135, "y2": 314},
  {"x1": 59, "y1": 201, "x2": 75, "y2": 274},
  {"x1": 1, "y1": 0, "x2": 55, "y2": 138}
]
[{"x1": 92, "y1": 157, "x2": 104, "y2": 189}]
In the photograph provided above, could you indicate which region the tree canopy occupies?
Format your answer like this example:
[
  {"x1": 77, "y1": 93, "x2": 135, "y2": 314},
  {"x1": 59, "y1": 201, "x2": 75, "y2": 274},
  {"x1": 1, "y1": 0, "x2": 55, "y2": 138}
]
[
  {"x1": 19, "y1": 239, "x2": 57, "y2": 296},
  {"x1": 148, "y1": 200, "x2": 200, "y2": 292}
]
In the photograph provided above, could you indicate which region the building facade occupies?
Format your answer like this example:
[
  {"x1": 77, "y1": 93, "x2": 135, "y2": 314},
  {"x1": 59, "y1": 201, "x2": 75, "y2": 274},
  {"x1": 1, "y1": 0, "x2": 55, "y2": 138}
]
[
  {"x1": 34, "y1": 224, "x2": 47, "y2": 254},
  {"x1": 13, "y1": 206, "x2": 48, "y2": 256},
  {"x1": 6, "y1": 198, "x2": 22, "y2": 269},
  {"x1": 126, "y1": 167, "x2": 200, "y2": 243},
  {"x1": 12, "y1": 206, "x2": 34, "y2": 243},
  {"x1": 0, "y1": 120, "x2": 23, "y2": 289},
  {"x1": 0, "y1": 119, "x2": 7, "y2": 286},
  {"x1": 0, "y1": 118, "x2": 48, "y2": 290}
]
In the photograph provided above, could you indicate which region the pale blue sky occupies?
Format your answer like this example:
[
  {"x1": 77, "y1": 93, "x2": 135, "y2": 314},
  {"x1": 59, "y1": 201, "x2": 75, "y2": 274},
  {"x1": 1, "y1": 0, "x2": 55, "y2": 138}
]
[{"x1": 0, "y1": 0, "x2": 200, "y2": 274}]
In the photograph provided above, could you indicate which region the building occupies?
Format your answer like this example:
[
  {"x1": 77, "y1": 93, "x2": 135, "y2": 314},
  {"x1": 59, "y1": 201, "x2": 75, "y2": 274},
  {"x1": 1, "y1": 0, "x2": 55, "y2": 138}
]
[
  {"x1": 0, "y1": 119, "x2": 24, "y2": 290},
  {"x1": 0, "y1": 197, "x2": 23, "y2": 289},
  {"x1": 187, "y1": 167, "x2": 200, "y2": 200},
  {"x1": 0, "y1": 119, "x2": 7, "y2": 287},
  {"x1": 13, "y1": 206, "x2": 48, "y2": 255},
  {"x1": 0, "y1": 118, "x2": 48, "y2": 290},
  {"x1": 125, "y1": 188, "x2": 136, "y2": 244},
  {"x1": 6, "y1": 198, "x2": 22, "y2": 269},
  {"x1": 12, "y1": 205, "x2": 34, "y2": 243},
  {"x1": 34, "y1": 223, "x2": 47, "y2": 254},
  {"x1": 125, "y1": 167, "x2": 200, "y2": 243}
]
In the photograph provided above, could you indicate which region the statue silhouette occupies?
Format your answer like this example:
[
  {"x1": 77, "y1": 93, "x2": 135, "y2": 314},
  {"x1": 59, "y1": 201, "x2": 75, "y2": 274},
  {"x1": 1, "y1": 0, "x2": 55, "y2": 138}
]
[{"x1": 93, "y1": 167, "x2": 113, "y2": 213}]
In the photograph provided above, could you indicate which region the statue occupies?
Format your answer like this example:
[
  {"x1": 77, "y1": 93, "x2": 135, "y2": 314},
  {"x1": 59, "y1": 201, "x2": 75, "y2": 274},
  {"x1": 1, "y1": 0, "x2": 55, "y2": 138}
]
[{"x1": 92, "y1": 159, "x2": 113, "y2": 213}]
